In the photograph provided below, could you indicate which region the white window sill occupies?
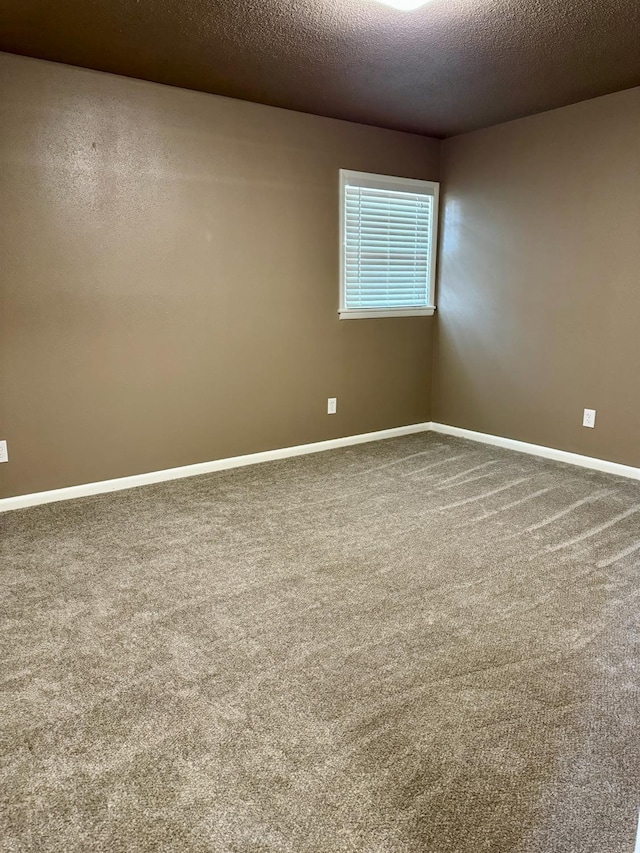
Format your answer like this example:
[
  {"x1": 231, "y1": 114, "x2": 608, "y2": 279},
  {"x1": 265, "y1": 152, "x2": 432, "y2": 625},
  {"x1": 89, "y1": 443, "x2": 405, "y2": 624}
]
[{"x1": 339, "y1": 306, "x2": 436, "y2": 320}]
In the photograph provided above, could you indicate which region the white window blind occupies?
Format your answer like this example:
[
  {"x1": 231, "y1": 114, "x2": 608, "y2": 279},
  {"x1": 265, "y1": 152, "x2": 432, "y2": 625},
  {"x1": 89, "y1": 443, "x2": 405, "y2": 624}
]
[{"x1": 339, "y1": 171, "x2": 439, "y2": 319}]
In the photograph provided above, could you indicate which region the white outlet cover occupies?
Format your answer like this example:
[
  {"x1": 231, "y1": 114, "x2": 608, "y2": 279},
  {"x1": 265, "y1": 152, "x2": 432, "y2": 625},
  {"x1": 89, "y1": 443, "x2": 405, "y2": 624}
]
[
  {"x1": 327, "y1": 398, "x2": 337, "y2": 415},
  {"x1": 583, "y1": 409, "x2": 596, "y2": 428},
  {"x1": 0, "y1": 440, "x2": 8, "y2": 463}
]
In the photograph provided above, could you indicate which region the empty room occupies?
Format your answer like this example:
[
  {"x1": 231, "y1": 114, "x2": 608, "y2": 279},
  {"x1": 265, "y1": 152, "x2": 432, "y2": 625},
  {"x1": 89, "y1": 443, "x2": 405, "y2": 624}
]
[{"x1": 1, "y1": 0, "x2": 640, "y2": 850}]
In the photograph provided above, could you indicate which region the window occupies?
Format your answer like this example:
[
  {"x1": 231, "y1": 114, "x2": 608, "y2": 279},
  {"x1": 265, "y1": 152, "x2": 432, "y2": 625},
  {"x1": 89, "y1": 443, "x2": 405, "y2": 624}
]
[{"x1": 339, "y1": 170, "x2": 439, "y2": 319}]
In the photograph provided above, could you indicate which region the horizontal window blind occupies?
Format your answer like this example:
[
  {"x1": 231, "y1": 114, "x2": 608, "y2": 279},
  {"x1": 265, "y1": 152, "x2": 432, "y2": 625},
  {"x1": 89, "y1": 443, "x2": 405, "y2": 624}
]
[{"x1": 343, "y1": 184, "x2": 433, "y2": 311}]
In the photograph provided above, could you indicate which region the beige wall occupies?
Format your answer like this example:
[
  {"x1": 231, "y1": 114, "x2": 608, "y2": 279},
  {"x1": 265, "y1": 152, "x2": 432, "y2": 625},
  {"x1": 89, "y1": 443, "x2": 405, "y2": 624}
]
[
  {"x1": 4, "y1": 52, "x2": 637, "y2": 501},
  {"x1": 434, "y1": 87, "x2": 640, "y2": 467},
  {"x1": 0, "y1": 53, "x2": 440, "y2": 499}
]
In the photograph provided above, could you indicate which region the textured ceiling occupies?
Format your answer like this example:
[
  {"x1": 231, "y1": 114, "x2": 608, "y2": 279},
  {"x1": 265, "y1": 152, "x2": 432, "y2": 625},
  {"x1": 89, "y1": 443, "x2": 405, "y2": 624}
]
[{"x1": 1, "y1": 0, "x2": 639, "y2": 137}]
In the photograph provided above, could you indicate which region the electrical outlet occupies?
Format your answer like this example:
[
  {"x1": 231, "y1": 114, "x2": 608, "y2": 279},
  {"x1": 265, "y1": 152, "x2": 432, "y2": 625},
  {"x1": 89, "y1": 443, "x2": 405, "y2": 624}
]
[
  {"x1": 327, "y1": 397, "x2": 337, "y2": 415},
  {"x1": 0, "y1": 440, "x2": 8, "y2": 463},
  {"x1": 583, "y1": 408, "x2": 596, "y2": 428}
]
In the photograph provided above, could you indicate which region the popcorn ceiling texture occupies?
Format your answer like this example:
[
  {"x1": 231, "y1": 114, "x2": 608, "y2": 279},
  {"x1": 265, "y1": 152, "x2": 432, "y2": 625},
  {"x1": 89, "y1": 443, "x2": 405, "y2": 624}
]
[
  {"x1": 1, "y1": 0, "x2": 639, "y2": 136},
  {"x1": 2, "y1": 433, "x2": 640, "y2": 851}
]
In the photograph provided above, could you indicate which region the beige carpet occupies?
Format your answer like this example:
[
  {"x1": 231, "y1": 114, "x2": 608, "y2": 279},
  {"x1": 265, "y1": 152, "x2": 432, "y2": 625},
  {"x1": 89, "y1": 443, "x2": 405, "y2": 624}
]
[{"x1": 2, "y1": 433, "x2": 640, "y2": 852}]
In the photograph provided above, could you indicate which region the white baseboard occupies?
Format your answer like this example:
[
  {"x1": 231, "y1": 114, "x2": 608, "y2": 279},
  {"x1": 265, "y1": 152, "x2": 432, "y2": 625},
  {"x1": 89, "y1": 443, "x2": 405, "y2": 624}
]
[
  {"x1": 0, "y1": 422, "x2": 432, "y2": 513},
  {"x1": 3, "y1": 420, "x2": 638, "y2": 513},
  {"x1": 430, "y1": 422, "x2": 640, "y2": 481}
]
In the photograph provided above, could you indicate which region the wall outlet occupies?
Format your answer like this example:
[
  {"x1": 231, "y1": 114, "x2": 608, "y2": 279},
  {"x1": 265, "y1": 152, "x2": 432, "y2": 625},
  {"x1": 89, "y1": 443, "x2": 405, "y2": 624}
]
[
  {"x1": 583, "y1": 408, "x2": 596, "y2": 428},
  {"x1": 0, "y1": 440, "x2": 8, "y2": 463},
  {"x1": 327, "y1": 397, "x2": 337, "y2": 415}
]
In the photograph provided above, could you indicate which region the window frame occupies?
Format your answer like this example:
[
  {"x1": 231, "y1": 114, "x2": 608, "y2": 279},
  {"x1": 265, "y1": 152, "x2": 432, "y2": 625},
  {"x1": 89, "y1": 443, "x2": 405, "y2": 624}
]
[{"x1": 339, "y1": 169, "x2": 439, "y2": 320}]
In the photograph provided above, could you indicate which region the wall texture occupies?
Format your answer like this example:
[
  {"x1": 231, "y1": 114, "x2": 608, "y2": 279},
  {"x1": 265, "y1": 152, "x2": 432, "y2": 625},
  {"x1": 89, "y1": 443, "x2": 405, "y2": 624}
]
[
  {"x1": 0, "y1": 53, "x2": 440, "y2": 499},
  {"x1": 434, "y1": 87, "x2": 640, "y2": 467}
]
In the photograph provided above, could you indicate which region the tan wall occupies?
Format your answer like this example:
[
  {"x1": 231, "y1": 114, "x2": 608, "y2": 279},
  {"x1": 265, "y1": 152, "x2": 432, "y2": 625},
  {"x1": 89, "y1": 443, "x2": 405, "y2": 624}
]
[
  {"x1": 0, "y1": 53, "x2": 440, "y2": 499},
  {"x1": 434, "y1": 87, "x2": 640, "y2": 467}
]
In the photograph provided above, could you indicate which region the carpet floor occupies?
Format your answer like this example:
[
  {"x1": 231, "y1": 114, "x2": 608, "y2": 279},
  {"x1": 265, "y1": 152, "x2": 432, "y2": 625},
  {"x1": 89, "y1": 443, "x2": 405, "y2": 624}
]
[{"x1": 2, "y1": 433, "x2": 640, "y2": 852}]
